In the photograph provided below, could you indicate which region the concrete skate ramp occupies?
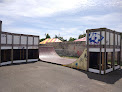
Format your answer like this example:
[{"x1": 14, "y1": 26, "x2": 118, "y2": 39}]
[{"x1": 39, "y1": 46, "x2": 87, "y2": 70}]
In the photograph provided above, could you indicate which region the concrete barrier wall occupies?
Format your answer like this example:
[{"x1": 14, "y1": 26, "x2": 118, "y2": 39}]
[{"x1": 40, "y1": 41, "x2": 86, "y2": 57}]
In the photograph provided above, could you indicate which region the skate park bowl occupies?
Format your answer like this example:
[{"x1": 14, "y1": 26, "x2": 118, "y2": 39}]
[
  {"x1": 39, "y1": 46, "x2": 87, "y2": 70},
  {"x1": 39, "y1": 28, "x2": 122, "y2": 75}
]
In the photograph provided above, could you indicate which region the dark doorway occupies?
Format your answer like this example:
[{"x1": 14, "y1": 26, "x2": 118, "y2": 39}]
[{"x1": 89, "y1": 52, "x2": 100, "y2": 69}]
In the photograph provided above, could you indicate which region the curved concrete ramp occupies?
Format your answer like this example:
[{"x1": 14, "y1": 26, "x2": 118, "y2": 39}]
[{"x1": 39, "y1": 46, "x2": 87, "y2": 70}]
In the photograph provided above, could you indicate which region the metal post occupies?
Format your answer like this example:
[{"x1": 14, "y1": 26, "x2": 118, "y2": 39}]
[
  {"x1": 109, "y1": 31, "x2": 110, "y2": 48},
  {"x1": 117, "y1": 33, "x2": 118, "y2": 46},
  {"x1": 102, "y1": 52, "x2": 104, "y2": 70},
  {"x1": 0, "y1": 21, "x2": 2, "y2": 65},
  {"x1": 38, "y1": 36, "x2": 39, "y2": 60},
  {"x1": 33, "y1": 36, "x2": 34, "y2": 46},
  {"x1": 20, "y1": 34, "x2": 21, "y2": 60},
  {"x1": 120, "y1": 34, "x2": 122, "y2": 68},
  {"x1": 117, "y1": 52, "x2": 119, "y2": 65},
  {"x1": 11, "y1": 34, "x2": 13, "y2": 64},
  {"x1": 6, "y1": 33, "x2": 7, "y2": 45},
  {"x1": 99, "y1": 30, "x2": 102, "y2": 74},
  {"x1": 113, "y1": 31, "x2": 115, "y2": 70},
  {"x1": 104, "y1": 29, "x2": 107, "y2": 74},
  {"x1": 111, "y1": 52, "x2": 113, "y2": 68},
  {"x1": 26, "y1": 35, "x2": 28, "y2": 63},
  {"x1": 87, "y1": 30, "x2": 89, "y2": 71}
]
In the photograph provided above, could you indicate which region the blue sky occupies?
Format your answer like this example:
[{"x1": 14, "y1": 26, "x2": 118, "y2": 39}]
[{"x1": 0, "y1": 0, "x2": 122, "y2": 40}]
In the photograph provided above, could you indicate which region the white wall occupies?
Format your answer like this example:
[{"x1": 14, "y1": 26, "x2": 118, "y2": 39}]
[
  {"x1": 1, "y1": 32, "x2": 39, "y2": 47},
  {"x1": 87, "y1": 30, "x2": 120, "y2": 46},
  {"x1": 1, "y1": 33, "x2": 6, "y2": 44},
  {"x1": 14, "y1": 35, "x2": 20, "y2": 44},
  {"x1": 28, "y1": 36, "x2": 33, "y2": 45},
  {"x1": 7, "y1": 34, "x2": 12, "y2": 44},
  {"x1": 34, "y1": 37, "x2": 39, "y2": 45},
  {"x1": 21, "y1": 36, "x2": 27, "y2": 44}
]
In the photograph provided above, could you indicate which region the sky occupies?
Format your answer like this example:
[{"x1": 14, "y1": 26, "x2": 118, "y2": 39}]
[{"x1": 0, "y1": 0, "x2": 122, "y2": 40}]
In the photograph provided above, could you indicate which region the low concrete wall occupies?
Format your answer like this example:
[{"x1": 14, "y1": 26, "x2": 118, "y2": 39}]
[{"x1": 40, "y1": 41, "x2": 86, "y2": 57}]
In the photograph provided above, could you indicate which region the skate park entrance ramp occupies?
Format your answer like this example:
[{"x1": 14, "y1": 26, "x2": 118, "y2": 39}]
[{"x1": 39, "y1": 46, "x2": 87, "y2": 70}]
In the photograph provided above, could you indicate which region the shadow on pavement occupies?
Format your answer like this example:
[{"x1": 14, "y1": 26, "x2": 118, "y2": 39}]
[
  {"x1": 79, "y1": 69, "x2": 122, "y2": 84},
  {"x1": 40, "y1": 60, "x2": 122, "y2": 84}
]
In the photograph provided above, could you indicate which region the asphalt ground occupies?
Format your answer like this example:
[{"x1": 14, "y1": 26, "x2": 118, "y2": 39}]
[{"x1": 0, "y1": 61, "x2": 122, "y2": 92}]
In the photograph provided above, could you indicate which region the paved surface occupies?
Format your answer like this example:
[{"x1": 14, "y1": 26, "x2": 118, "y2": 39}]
[
  {"x1": 0, "y1": 61, "x2": 122, "y2": 92},
  {"x1": 39, "y1": 46, "x2": 76, "y2": 64}
]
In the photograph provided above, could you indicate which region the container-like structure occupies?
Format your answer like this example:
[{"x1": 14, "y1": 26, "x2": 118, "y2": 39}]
[
  {"x1": 86, "y1": 28, "x2": 121, "y2": 74},
  {"x1": 0, "y1": 21, "x2": 39, "y2": 66}
]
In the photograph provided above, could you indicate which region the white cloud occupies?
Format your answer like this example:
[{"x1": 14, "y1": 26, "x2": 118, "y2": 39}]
[
  {"x1": 3, "y1": 27, "x2": 45, "y2": 38},
  {"x1": 56, "y1": 12, "x2": 122, "y2": 32},
  {"x1": 3, "y1": 27, "x2": 85, "y2": 40},
  {"x1": 46, "y1": 27, "x2": 86, "y2": 39},
  {"x1": 109, "y1": 23, "x2": 122, "y2": 32},
  {"x1": 2, "y1": 12, "x2": 121, "y2": 40},
  {"x1": 1, "y1": 0, "x2": 121, "y2": 18},
  {"x1": 0, "y1": 0, "x2": 121, "y2": 40},
  {"x1": 58, "y1": 13, "x2": 121, "y2": 22},
  {"x1": 0, "y1": 0, "x2": 88, "y2": 17},
  {"x1": 1, "y1": 19, "x2": 14, "y2": 26},
  {"x1": 80, "y1": 13, "x2": 121, "y2": 26}
]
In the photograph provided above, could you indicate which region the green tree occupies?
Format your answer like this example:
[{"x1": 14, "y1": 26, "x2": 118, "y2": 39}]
[
  {"x1": 59, "y1": 37, "x2": 67, "y2": 41},
  {"x1": 68, "y1": 37, "x2": 76, "y2": 41},
  {"x1": 55, "y1": 35, "x2": 58, "y2": 38},
  {"x1": 40, "y1": 38, "x2": 45, "y2": 42},
  {"x1": 78, "y1": 34, "x2": 86, "y2": 39},
  {"x1": 40, "y1": 33, "x2": 51, "y2": 42},
  {"x1": 54, "y1": 34, "x2": 67, "y2": 41},
  {"x1": 45, "y1": 33, "x2": 51, "y2": 38}
]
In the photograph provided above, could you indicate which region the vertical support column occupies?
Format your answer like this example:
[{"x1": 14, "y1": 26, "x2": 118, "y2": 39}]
[
  {"x1": 20, "y1": 49, "x2": 21, "y2": 60},
  {"x1": 113, "y1": 31, "x2": 115, "y2": 70},
  {"x1": 6, "y1": 33, "x2": 7, "y2": 45},
  {"x1": 104, "y1": 29, "x2": 107, "y2": 74},
  {"x1": 117, "y1": 33, "x2": 119, "y2": 66},
  {"x1": 23, "y1": 49, "x2": 24, "y2": 60},
  {"x1": 111, "y1": 52, "x2": 113, "y2": 68},
  {"x1": 33, "y1": 36, "x2": 34, "y2": 46},
  {"x1": 0, "y1": 21, "x2": 2, "y2": 65},
  {"x1": 120, "y1": 34, "x2": 122, "y2": 68},
  {"x1": 117, "y1": 33, "x2": 118, "y2": 47},
  {"x1": 102, "y1": 52, "x2": 104, "y2": 70},
  {"x1": 33, "y1": 36, "x2": 34, "y2": 59},
  {"x1": 117, "y1": 52, "x2": 119, "y2": 65},
  {"x1": 38, "y1": 36, "x2": 40, "y2": 60},
  {"x1": 20, "y1": 34, "x2": 21, "y2": 60},
  {"x1": 87, "y1": 30, "x2": 89, "y2": 71},
  {"x1": 11, "y1": 34, "x2": 14, "y2": 64},
  {"x1": 109, "y1": 30, "x2": 110, "y2": 48},
  {"x1": 26, "y1": 35, "x2": 28, "y2": 63},
  {"x1": 106, "y1": 52, "x2": 108, "y2": 66},
  {"x1": 99, "y1": 30, "x2": 102, "y2": 74},
  {"x1": 4, "y1": 50, "x2": 6, "y2": 61}
]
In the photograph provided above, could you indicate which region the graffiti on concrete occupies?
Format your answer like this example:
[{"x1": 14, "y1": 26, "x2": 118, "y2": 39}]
[
  {"x1": 75, "y1": 63, "x2": 78, "y2": 66},
  {"x1": 89, "y1": 32, "x2": 104, "y2": 44},
  {"x1": 77, "y1": 50, "x2": 82, "y2": 56},
  {"x1": 74, "y1": 46, "x2": 75, "y2": 50}
]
